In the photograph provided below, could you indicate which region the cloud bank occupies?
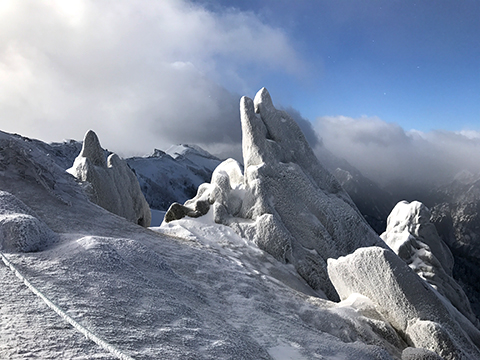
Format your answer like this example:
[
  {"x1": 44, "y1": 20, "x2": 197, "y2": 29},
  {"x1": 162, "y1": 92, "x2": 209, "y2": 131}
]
[
  {"x1": 314, "y1": 116, "x2": 480, "y2": 186},
  {"x1": 0, "y1": 0, "x2": 303, "y2": 156}
]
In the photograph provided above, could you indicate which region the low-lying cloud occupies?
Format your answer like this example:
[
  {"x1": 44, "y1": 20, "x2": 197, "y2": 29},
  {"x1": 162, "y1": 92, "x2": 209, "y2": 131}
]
[
  {"x1": 314, "y1": 116, "x2": 480, "y2": 186},
  {"x1": 0, "y1": 0, "x2": 303, "y2": 156}
]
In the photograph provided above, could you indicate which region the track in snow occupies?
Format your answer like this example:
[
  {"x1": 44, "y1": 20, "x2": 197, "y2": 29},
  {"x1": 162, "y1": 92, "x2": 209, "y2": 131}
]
[{"x1": 0, "y1": 252, "x2": 127, "y2": 360}]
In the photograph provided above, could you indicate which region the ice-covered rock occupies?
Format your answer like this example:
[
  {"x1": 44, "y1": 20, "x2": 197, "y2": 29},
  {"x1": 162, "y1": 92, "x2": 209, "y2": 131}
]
[
  {"x1": 381, "y1": 200, "x2": 478, "y2": 327},
  {"x1": 328, "y1": 246, "x2": 480, "y2": 359},
  {"x1": 0, "y1": 191, "x2": 57, "y2": 252},
  {"x1": 166, "y1": 88, "x2": 385, "y2": 299},
  {"x1": 68, "y1": 130, "x2": 151, "y2": 227}
]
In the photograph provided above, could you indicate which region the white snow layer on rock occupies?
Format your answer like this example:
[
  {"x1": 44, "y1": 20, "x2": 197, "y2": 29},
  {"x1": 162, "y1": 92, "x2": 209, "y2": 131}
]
[
  {"x1": 381, "y1": 200, "x2": 478, "y2": 327},
  {"x1": 165, "y1": 88, "x2": 385, "y2": 299},
  {"x1": 328, "y1": 246, "x2": 480, "y2": 360},
  {"x1": 0, "y1": 191, "x2": 57, "y2": 252},
  {"x1": 68, "y1": 130, "x2": 151, "y2": 227}
]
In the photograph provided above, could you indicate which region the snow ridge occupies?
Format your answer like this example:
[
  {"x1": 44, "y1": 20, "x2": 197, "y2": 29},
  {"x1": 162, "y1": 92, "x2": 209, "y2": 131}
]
[{"x1": 0, "y1": 251, "x2": 135, "y2": 360}]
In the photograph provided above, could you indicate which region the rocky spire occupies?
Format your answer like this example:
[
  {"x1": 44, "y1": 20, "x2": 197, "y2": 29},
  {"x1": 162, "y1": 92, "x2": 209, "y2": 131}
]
[{"x1": 166, "y1": 88, "x2": 384, "y2": 299}]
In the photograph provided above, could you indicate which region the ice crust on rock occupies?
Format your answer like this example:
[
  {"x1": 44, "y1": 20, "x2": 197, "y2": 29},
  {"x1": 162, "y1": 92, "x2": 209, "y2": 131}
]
[
  {"x1": 328, "y1": 246, "x2": 480, "y2": 359},
  {"x1": 381, "y1": 200, "x2": 478, "y2": 327},
  {"x1": 166, "y1": 88, "x2": 385, "y2": 299},
  {"x1": 68, "y1": 130, "x2": 151, "y2": 227},
  {"x1": 0, "y1": 191, "x2": 57, "y2": 252}
]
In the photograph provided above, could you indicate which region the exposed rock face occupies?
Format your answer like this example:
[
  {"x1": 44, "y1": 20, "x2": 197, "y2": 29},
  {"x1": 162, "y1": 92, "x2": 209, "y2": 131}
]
[
  {"x1": 328, "y1": 247, "x2": 480, "y2": 360},
  {"x1": 166, "y1": 88, "x2": 384, "y2": 299},
  {"x1": 0, "y1": 191, "x2": 57, "y2": 252},
  {"x1": 381, "y1": 200, "x2": 478, "y2": 327},
  {"x1": 68, "y1": 130, "x2": 151, "y2": 227}
]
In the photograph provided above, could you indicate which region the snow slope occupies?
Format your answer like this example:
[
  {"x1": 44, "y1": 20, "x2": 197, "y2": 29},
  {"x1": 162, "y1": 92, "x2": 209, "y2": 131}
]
[{"x1": 0, "y1": 130, "x2": 401, "y2": 359}]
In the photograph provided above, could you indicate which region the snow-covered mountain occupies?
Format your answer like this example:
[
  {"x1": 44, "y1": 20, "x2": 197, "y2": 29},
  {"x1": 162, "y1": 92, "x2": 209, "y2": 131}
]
[
  {"x1": 126, "y1": 145, "x2": 221, "y2": 213},
  {"x1": 2, "y1": 88, "x2": 480, "y2": 359}
]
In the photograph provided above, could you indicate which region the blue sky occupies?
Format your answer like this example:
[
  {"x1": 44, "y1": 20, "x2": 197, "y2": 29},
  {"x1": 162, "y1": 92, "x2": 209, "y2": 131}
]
[{"x1": 198, "y1": 0, "x2": 480, "y2": 133}]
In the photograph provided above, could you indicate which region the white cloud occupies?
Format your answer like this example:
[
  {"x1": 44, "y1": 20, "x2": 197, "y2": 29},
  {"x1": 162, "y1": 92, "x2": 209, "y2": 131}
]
[
  {"x1": 314, "y1": 116, "x2": 480, "y2": 186},
  {"x1": 0, "y1": 0, "x2": 303, "y2": 156}
]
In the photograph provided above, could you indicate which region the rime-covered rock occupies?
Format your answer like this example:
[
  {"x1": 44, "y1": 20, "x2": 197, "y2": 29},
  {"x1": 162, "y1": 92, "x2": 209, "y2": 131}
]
[
  {"x1": 68, "y1": 130, "x2": 151, "y2": 227},
  {"x1": 328, "y1": 247, "x2": 480, "y2": 359},
  {"x1": 165, "y1": 88, "x2": 385, "y2": 299},
  {"x1": 381, "y1": 201, "x2": 478, "y2": 327},
  {"x1": 0, "y1": 191, "x2": 57, "y2": 252}
]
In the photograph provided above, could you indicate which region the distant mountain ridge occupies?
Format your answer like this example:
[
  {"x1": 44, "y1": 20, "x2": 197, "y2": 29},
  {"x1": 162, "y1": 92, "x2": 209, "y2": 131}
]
[{"x1": 126, "y1": 144, "x2": 222, "y2": 211}]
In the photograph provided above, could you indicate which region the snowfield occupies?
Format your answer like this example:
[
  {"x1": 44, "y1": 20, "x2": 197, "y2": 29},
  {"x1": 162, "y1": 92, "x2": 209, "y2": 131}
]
[
  {"x1": 0, "y1": 130, "x2": 398, "y2": 359},
  {"x1": 1, "y1": 88, "x2": 480, "y2": 359}
]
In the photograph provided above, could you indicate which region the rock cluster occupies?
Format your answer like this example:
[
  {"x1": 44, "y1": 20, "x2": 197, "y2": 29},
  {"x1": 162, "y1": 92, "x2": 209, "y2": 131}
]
[
  {"x1": 381, "y1": 200, "x2": 478, "y2": 327},
  {"x1": 328, "y1": 246, "x2": 480, "y2": 359},
  {"x1": 166, "y1": 88, "x2": 384, "y2": 299},
  {"x1": 68, "y1": 130, "x2": 151, "y2": 227}
]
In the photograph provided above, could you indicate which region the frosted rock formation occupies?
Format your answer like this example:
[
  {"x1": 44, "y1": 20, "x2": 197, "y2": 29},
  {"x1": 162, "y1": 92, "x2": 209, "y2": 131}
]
[
  {"x1": 166, "y1": 88, "x2": 385, "y2": 299},
  {"x1": 68, "y1": 131, "x2": 151, "y2": 227},
  {"x1": 0, "y1": 191, "x2": 57, "y2": 252},
  {"x1": 381, "y1": 201, "x2": 478, "y2": 327},
  {"x1": 328, "y1": 247, "x2": 480, "y2": 359}
]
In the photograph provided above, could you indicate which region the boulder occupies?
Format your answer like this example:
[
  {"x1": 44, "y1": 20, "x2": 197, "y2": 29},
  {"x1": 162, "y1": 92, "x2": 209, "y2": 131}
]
[
  {"x1": 165, "y1": 88, "x2": 384, "y2": 299},
  {"x1": 68, "y1": 130, "x2": 151, "y2": 227},
  {"x1": 0, "y1": 191, "x2": 57, "y2": 252},
  {"x1": 328, "y1": 246, "x2": 480, "y2": 359},
  {"x1": 381, "y1": 201, "x2": 478, "y2": 327}
]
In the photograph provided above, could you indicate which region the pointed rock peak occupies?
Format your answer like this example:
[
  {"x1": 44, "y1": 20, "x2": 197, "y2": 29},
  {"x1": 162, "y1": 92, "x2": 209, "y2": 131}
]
[
  {"x1": 240, "y1": 95, "x2": 254, "y2": 113},
  {"x1": 253, "y1": 87, "x2": 275, "y2": 114},
  {"x1": 80, "y1": 130, "x2": 106, "y2": 167},
  {"x1": 171, "y1": 87, "x2": 384, "y2": 299}
]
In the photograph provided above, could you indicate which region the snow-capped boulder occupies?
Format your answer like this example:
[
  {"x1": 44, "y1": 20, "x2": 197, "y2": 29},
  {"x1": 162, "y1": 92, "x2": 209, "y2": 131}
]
[
  {"x1": 381, "y1": 201, "x2": 478, "y2": 327},
  {"x1": 328, "y1": 246, "x2": 480, "y2": 359},
  {"x1": 68, "y1": 130, "x2": 151, "y2": 227},
  {"x1": 0, "y1": 191, "x2": 57, "y2": 252},
  {"x1": 165, "y1": 88, "x2": 385, "y2": 299}
]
